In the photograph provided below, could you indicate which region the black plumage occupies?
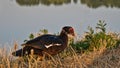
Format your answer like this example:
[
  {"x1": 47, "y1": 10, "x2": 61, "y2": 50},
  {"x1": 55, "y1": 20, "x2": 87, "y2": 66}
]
[{"x1": 12, "y1": 26, "x2": 75, "y2": 57}]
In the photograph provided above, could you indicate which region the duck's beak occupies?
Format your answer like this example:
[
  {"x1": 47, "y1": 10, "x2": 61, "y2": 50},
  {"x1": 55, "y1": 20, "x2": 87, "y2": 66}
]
[
  {"x1": 72, "y1": 32, "x2": 75, "y2": 37},
  {"x1": 68, "y1": 32, "x2": 76, "y2": 39}
]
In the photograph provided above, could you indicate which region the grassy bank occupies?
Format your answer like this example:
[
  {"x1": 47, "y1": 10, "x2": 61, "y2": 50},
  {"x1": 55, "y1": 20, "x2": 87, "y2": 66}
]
[{"x1": 0, "y1": 21, "x2": 120, "y2": 68}]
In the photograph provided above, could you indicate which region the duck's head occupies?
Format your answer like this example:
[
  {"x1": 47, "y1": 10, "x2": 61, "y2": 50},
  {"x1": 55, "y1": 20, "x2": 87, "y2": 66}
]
[{"x1": 62, "y1": 26, "x2": 75, "y2": 37}]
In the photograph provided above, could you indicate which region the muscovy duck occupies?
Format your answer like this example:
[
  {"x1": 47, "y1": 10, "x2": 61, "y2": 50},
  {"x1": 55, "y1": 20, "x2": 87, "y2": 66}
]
[{"x1": 12, "y1": 26, "x2": 75, "y2": 57}]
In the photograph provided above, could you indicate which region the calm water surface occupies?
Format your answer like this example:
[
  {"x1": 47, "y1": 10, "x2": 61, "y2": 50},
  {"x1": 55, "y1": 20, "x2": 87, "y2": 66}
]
[{"x1": 0, "y1": 0, "x2": 120, "y2": 45}]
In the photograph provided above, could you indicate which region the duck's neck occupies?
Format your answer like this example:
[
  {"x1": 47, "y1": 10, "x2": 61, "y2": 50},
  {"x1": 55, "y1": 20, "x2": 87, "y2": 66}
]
[{"x1": 59, "y1": 31, "x2": 68, "y2": 46}]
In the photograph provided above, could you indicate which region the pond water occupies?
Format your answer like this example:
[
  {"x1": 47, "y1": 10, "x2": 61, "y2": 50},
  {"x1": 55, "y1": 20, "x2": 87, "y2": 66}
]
[{"x1": 0, "y1": 0, "x2": 120, "y2": 45}]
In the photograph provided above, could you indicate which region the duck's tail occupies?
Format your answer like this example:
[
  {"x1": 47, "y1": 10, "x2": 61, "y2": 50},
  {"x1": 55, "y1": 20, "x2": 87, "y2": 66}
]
[
  {"x1": 12, "y1": 46, "x2": 32, "y2": 57},
  {"x1": 12, "y1": 46, "x2": 43, "y2": 57},
  {"x1": 12, "y1": 49, "x2": 24, "y2": 57}
]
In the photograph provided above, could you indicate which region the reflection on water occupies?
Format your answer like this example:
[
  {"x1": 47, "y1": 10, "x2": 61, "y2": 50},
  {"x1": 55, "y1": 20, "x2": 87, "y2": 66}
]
[
  {"x1": 16, "y1": 0, "x2": 120, "y2": 8},
  {"x1": 81, "y1": 0, "x2": 120, "y2": 8},
  {"x1": 16, "y1": 0, "x2": 72, "y2": 6}
]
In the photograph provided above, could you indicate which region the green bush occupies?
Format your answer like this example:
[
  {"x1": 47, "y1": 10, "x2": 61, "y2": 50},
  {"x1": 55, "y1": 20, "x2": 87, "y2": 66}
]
[{"x1": 71, "y1": 21, "x2": 120, "y2": 52}]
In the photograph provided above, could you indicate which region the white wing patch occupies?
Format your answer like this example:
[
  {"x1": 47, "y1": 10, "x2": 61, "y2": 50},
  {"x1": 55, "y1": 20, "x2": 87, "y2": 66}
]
[{"x1": 45, "y1": 43, "x2": 61, "y2": 48}]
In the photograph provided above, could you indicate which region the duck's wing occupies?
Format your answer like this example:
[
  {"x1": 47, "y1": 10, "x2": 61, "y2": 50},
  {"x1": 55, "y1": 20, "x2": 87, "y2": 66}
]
[{"x1": 22, "y1": 34, "x2": 63, "y2": 49}]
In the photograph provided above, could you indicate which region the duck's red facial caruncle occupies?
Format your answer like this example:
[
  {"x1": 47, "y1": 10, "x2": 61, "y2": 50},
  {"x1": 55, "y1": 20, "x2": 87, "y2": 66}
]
[{"x1": 68, "y1": 27, "x2": 75, "y2": 36}]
